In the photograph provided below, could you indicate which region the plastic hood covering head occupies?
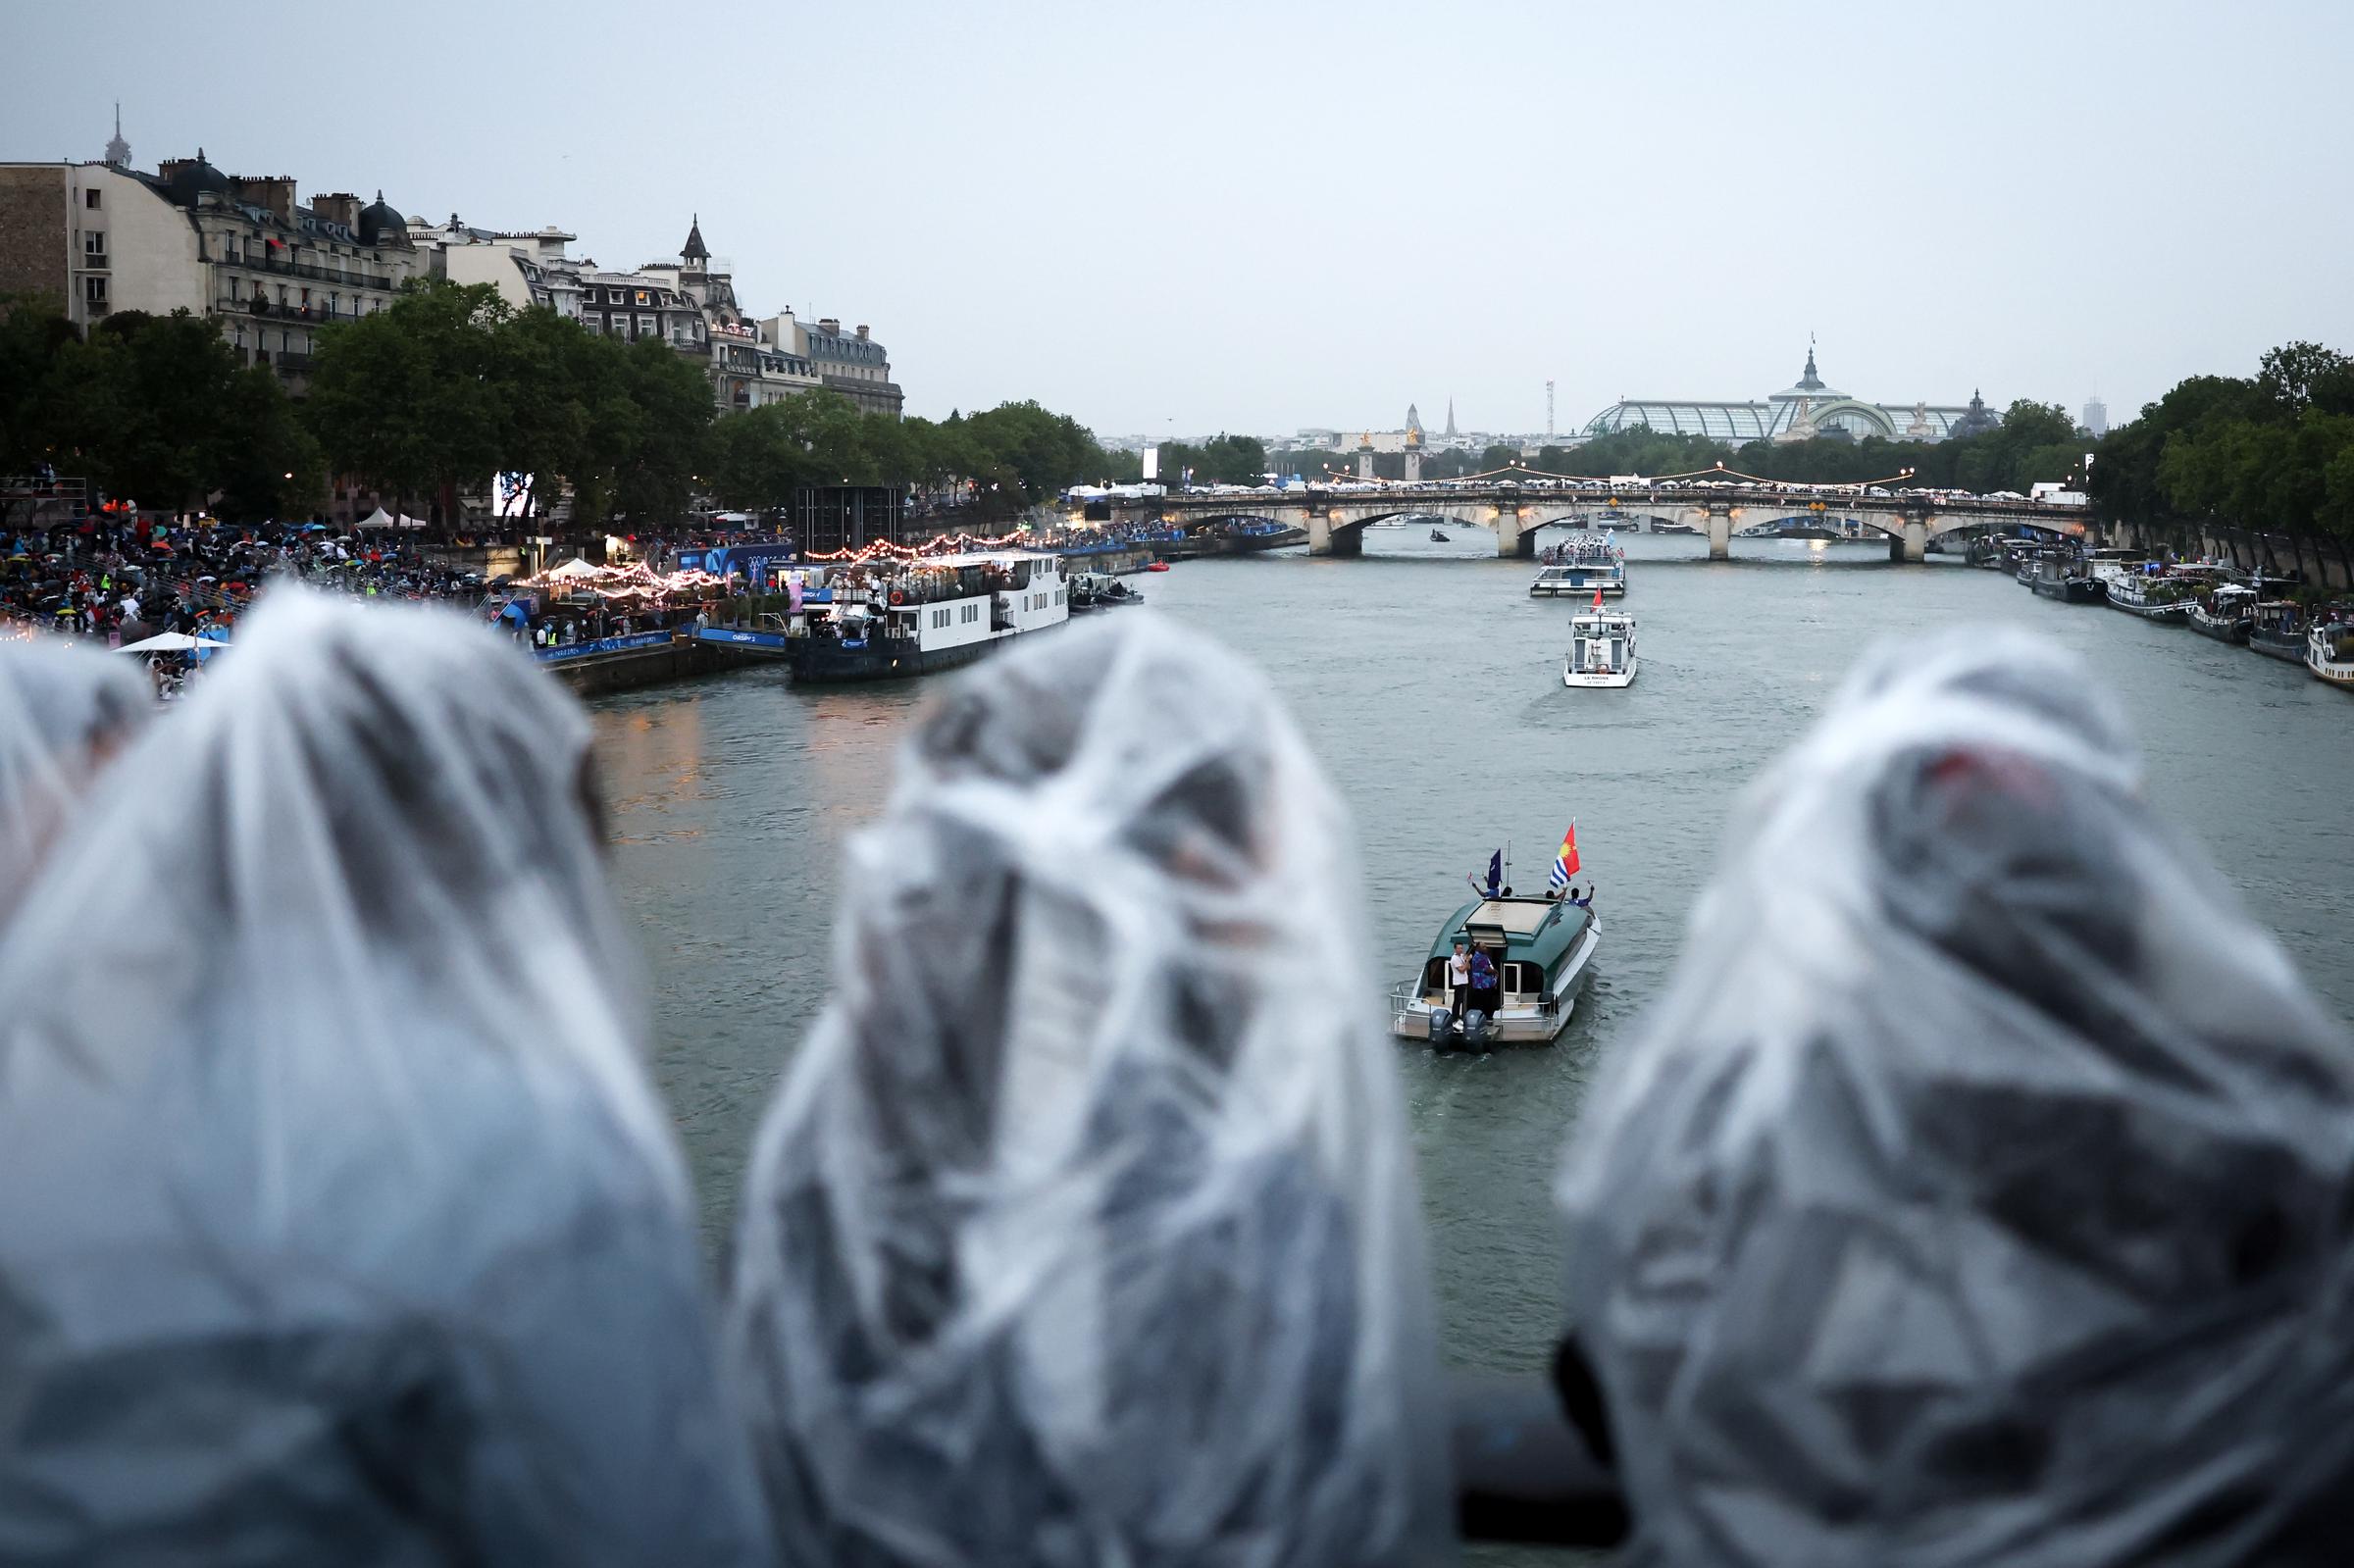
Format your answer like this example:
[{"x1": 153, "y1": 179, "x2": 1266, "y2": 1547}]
[
  {"x1": 0, "y1": 635, "x2": 148, "y2": 927},
  {"x1": 0, "y1": 590, "x2": 771, "y2": 1566},
  {"x1": 1556, "y1": 627, "x2": 2354, "y2": 1567},
  {"x1": 726, "y1": 613, "x2": 1451, "y2": 1568}
]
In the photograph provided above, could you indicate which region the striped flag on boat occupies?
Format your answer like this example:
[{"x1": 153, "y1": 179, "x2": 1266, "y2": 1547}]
[{"x1": 1548, "y1": 822, "x2": 1580, "y2": 890}]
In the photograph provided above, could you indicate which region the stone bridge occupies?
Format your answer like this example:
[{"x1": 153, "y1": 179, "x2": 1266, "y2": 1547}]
[{"x1": 1102, "y1": 482, "x2": 2090, "y2": 562}]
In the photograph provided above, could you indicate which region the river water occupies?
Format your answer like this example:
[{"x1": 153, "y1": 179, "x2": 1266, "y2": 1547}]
[{"x1": 591, "y1": 531, "x2": 2354, "y2": 1390}]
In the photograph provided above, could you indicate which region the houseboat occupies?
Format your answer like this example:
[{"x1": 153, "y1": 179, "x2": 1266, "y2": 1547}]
[
  {"x1": 784, "y1": 551, "x2": 1068, "y2": 682},
  {"x1": 2308, "y1": 622, "x2": 2354, "y2": 690},
  {"x1": 2028, "y1": 555, "x2": 2104, "y2": 603},
  {"x1": 2249, "y1": 601, "x2": 2310, "y2": 663},
  {"x1": 2186, "y1": 583, "x2": 2257, "y2": 643}
]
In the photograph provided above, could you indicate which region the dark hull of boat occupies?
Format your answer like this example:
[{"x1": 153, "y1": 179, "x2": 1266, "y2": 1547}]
[
  {"x1": 2250, "y1": 630, "x2": 2309, "y2": 663},
  {"x1": 787, "y1": 633, "x2": 1011, "y2": 683},
  {"x1": 2187, "y1": 614, "x2": 2251, "y2": 644},
  {"x1": 2029, "y1": 577, "x2": 2104, "y2": 603},
  {"x1": 2108, "y1": 597, "x2": 2188, "y2": 622}
]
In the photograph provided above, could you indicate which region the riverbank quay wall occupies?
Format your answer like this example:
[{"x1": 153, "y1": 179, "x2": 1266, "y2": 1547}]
[{"x1": 2103, "y1": 519, "x2": 2354, "y2": 591}]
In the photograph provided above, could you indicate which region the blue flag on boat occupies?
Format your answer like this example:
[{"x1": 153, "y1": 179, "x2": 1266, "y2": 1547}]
[{"x1": 1468, "y1": 849, "x2": 1502, "y2": 899}]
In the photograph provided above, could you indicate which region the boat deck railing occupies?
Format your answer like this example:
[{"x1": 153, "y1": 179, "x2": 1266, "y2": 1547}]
[{"x1": 1388, "y1": 978, "x2": 1423, "y2": 1023}]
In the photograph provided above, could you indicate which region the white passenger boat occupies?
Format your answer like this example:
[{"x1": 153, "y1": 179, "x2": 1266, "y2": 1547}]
[
  {"x1": 2307, "y1": 622, "x2": 2354, "y2": 690},
  {"x1": 1390, "y1": 894, "x2": 1602, "y2": 1047},
  {"x1": 1563, "y1": 609, "x2": 1638, "y2": 687},
  {"x1": 785, "y1": 551, "x2": 1068, "y2": 682},
  {"x1": 1529, "y1": 531, "x2": 1627, "y2": 596}
]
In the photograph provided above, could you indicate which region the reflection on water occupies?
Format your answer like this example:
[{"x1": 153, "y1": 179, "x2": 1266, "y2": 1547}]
[{"x1": 592, "y1": 535, "x2": 2354, "y2": 1384}]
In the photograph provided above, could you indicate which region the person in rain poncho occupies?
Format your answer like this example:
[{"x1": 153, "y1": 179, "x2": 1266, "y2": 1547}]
[
  {"x1": 725, "y1": 613, "x2": 1451, "y2": 1568},
  {"x1": 0, "y1": 635, "x2": 149, "y2": 929},
  {"x1": 0, "y1": 590, "x2": 772, "y2": 1568},
  {"x1": 1555, "y1": 627, "x2": 2354, "y2": 1568}
]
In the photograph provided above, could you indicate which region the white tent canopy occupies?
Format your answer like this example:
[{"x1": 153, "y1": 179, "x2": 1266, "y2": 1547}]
[
  {"x1": 117, "y1": 632, "x2": 232, "y2": 655},
  {"x1": 355, "y1": 507, "x2": 395, "y2": 531},
  {"x1": 396, "y1": 514, "x2": 431, "y2": 530},
  {"x1": 545, "y1": 558, "x2": 606, "y2": 582}
]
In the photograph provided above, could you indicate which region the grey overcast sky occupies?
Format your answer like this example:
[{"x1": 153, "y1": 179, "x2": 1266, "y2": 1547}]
[{"x1": 7, "y1": 0, "x2": 2350, "y2": 439}]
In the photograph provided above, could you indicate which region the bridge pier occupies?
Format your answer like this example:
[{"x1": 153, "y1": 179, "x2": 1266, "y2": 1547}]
[
  {"x1": 1356, "y1": 448, "x2": 1374, "y2": 481},
  {"x1": 1494, "y1": 508, "x2": 1538, "y2": 558},
  {"x1": 1306, "y1": 514, "x2": 1358, "y2": 557},
  {"x1": 1890, "y1": 519, "x2": 1927, "y2": 563},
  {"x1": 1706, "y1": 510, "x2": 1733, "y2": 562},
  {"x1": 1403, "y1": 450, "x2": 1422, "y2": 484}
]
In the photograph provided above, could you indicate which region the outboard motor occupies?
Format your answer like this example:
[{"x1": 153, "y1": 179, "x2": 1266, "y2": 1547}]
[
  {"x1": 1463, "y1": 1009, "x2": 1495, "y2": 1050},
  {"x1": 1427, "y1": 1006, "x2": 1456, "y2": 1047}
]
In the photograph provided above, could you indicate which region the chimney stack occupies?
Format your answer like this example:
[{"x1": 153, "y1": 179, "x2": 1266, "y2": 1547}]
[
  {"x1": 230, "y1": 175, "x2": 296, "y2": 225},
  {"x1": 313, "y1": 191, "x2": 362, "y2": 230},
  {"x1": 854, "y1": 324, "x2": 869, "y2": 340},
  {"x1": 818, "y1": 318, "x2": 841, "y2": 335}
]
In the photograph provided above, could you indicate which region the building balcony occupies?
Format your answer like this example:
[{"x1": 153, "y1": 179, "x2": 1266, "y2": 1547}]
[
  {"x1": 227, "y1": 253, "x2": 399, "y2": 291},
  {"x1": 272, "y1": 353, "x2": 314, "y2": 377},
  {"x1": 221, "y1": 296, "x2": 362, "y2": 326}
]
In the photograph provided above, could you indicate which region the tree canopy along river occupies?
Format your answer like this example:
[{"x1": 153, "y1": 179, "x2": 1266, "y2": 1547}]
[{"x1": 592, "y1": 532, "x2": 2354, "y2": 1392}]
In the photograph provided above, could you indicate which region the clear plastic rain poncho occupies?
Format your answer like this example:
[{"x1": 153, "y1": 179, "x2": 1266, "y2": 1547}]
[
  {"x1": 1556, "y1": 627, "x2": 2354, "y2": 1567},
  {"x1": 726, "y1": 614, "x2": 1450, "y2": 1568},
  {"x1": 0, "y1": 635, "x2": 149, "y2": 926},
  {"x1": 0, "y1": 590, "x2": 771, "y2": 1566}
]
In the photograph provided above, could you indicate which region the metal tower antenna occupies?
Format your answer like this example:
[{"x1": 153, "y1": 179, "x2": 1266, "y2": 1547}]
[{"x1": 1546, "y1": 379, "x2": 1556, "y2": 441}]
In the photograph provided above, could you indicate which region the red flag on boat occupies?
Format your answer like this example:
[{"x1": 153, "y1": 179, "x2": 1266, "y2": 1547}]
[{"x1": 1592, "y1": 586, "x2": 1605, "y2": 611}]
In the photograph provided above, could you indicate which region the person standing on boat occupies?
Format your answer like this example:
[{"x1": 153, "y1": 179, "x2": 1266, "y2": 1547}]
[
  {"x1": 1468, "y1": 946, "x2": 1498, "y2": 1006},
  {"x1": 1450, "y1": 940, "x2": 1473, "y2": 1019}
]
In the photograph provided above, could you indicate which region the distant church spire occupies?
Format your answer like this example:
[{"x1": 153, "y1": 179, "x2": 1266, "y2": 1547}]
[
  {"x1": 1445, "y1": 397, "x2": 1457, "y2": 438},
  {"x1": 682, "y1": 213, "x2": 709, "y2": 264},
  {"x1": 103, "y1": 103, "x2": 129, "y2": 167}
]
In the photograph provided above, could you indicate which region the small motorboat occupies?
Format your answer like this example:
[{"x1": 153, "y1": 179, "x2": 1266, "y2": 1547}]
[
  {"x1": 1390, "y1": 892, "x2": 1601, "y2": 1048},
  {"x1": 1429, "y1": 529, "x2": 1451, "y2": 542},
  {"x1": 1145, "y1": 560, "x2": 1171, "y2": 573}
]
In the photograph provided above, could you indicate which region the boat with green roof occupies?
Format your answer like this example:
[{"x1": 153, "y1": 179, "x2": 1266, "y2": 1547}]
[{"x1": 1389, "y1": 892, "x2": 1602, "y2": 1048}]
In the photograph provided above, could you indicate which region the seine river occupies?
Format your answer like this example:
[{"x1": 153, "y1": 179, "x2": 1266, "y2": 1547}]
[{"x1": 591, "y1": 531, "x2": 2354, "y2": 1389}]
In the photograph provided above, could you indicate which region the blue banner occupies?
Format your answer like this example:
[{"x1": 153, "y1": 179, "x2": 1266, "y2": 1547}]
[
  {"x1": 694, "y1": 627, "x2": 792, "y2": 649},
  {"x1": 534, "y1": 630, "x2": 673, "y2": 664}
]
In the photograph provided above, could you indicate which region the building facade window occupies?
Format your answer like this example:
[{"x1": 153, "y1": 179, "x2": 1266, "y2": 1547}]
[
  {"x1": 81, "y1": 230, "x2": 106, "y2": 263},
  {"x1": 84, "y1": 188, "x2": 100, "y2": 210},
  {"x1": 83, "y1": 276, "x2": 108, "y2": 310}
]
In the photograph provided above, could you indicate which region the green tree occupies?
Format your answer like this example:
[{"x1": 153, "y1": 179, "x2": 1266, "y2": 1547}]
[
  {"x1": 605, "y1": 336, "x2": 713, "y2": 529},
  {"x1": 306, "y1": 279, "x2": 514, "y2": 521},
  {"x1": 0, "y1": 293, "x2": 80, "y2": 488},
  {"x1": 30, "y1": 307, "x2": 316, "y2": 519}
]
